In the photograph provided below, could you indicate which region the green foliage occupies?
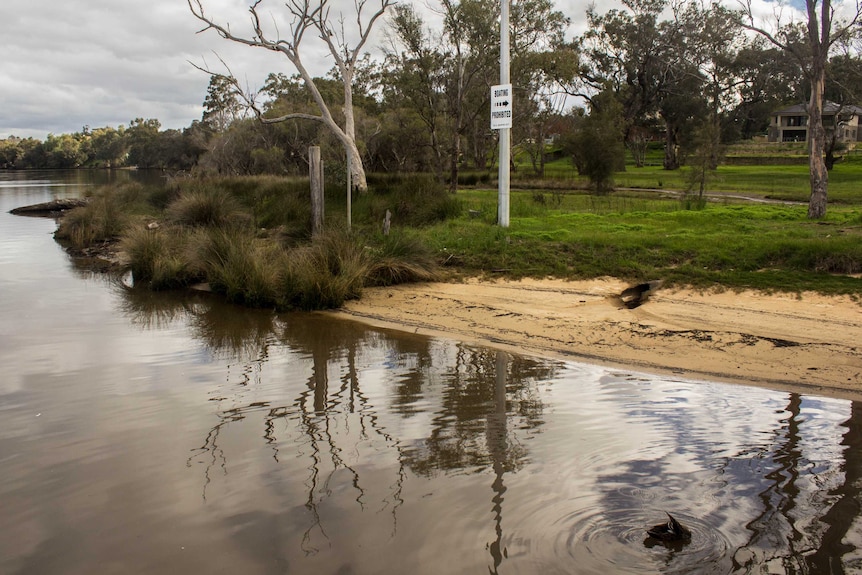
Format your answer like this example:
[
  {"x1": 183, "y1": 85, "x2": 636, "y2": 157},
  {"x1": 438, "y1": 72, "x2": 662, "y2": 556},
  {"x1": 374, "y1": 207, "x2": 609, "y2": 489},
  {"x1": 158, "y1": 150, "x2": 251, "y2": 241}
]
[
  {"x1": 195, "y1": 228, "x2": 281, "y2": 308},
  {"x1": 365, "y1": 232, "x2": 441, "y2": 286},
  {"x1": 62, "y1": 173, "x2": 862, "y2": 311},
  {"x1": 362, "y1": 173, "x2": 463, "y2": 227},
  {"x1": 566, "y1": 92, "x2": 626, "y2": 194},
  {"x1": 416, "y1": 194, "x2": 862, "y2": 294},
  {"x1": 112, "y1": 176, "x2": 446, "y2": 309}
]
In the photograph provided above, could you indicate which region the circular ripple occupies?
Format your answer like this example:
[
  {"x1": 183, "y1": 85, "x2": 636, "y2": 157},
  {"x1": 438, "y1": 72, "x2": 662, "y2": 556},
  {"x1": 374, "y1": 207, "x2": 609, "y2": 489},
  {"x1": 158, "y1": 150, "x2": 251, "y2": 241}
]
[{"x1": 550, "y1": 506, "x2": 733, "y2": 574}]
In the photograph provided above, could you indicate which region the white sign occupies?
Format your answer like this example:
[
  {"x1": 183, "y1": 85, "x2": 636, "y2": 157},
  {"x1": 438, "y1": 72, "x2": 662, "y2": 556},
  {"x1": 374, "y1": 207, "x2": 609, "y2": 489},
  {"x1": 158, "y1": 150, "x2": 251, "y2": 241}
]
[{"x1": 490, "y1": 83, "x2": 513, "y2": 130}]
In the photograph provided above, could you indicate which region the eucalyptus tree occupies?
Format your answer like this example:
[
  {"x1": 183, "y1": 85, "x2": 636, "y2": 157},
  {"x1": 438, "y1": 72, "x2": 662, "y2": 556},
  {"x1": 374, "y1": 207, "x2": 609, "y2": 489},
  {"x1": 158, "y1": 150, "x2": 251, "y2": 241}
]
[
  {"x1": 202, "y1": 75, "x2": 246, "y2": 134},
  {"x1": 822, "y1": 52, "x2": 862, "y2": 167},
  {"x1": 728, "y1": 36, "x2": 807, "y2": 140},
  {"x1": 41, "y1": 133, "x2": 88, "y2": 169},
  {"x1": 383, "y1": 4, "x2": 450, "y2": 178},
  {"x1": 674, "y1": 2, "x2": 747, "y2": 172},
  {"x1": 385, "y1": 0, "x2": 499, "y2": 189},
  {"x1": 86, "y1": 126, "x2": 128, "y2": 168},
  {"x1": 740, "y1": 0, "x2": 862, "y2": 218},
  {"x1": 439, "y1": 0, "x2": 499, "y2": 189},
  {"x1": 385, "y1": 0, "x2": 572, "y2": 186},
  {"x1": 0, "y1": 139, "x2": 21, "y2": 169},
  {"x1": 508, "y1": 0, "x2": 575, "y2": 177},
  {"x1": 187, "y1": 0, "x2": 396, "y2": 193},
  {"x1": 126, "y1": 118, "x2": 163, "y2": 169},
  {"x1": 259, "y1": 72, "x2": 352, "y2": 172},
  {"x1": 573, "y1": 0, "x2": 671, "y2": 167}
]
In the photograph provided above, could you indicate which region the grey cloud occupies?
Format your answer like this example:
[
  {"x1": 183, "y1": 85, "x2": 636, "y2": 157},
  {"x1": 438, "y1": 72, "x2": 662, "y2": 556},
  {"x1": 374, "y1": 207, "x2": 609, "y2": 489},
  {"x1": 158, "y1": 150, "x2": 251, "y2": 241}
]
[{"x1": 2, "y1": 0, "x2": 593, "y2": 139}]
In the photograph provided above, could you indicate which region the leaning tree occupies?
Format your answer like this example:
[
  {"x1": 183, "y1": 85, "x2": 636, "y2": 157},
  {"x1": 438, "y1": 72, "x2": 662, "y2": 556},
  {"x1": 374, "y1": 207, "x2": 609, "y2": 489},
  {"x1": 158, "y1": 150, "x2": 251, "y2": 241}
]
[
  {"x1": 188, "y1": 0, "x2": 396, "y2": 194},
  {"x1": 741, "y1": 0, "x2": 862, "y2": 218}
]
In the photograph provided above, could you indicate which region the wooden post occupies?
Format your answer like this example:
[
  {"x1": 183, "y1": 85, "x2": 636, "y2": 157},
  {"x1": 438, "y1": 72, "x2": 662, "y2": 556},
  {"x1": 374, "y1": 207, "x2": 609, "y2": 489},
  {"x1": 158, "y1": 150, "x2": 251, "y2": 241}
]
[
  {"x1": 383, "y1": 209, "x2": 391, "y2": 236},
  {"x1": 309, "y1": 146, "x2": 324, "y2": 237}
]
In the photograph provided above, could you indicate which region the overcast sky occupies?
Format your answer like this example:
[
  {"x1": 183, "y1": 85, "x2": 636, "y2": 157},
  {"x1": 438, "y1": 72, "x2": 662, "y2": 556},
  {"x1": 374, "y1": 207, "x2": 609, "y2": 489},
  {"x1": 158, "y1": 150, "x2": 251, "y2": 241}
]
[
  {"x1": 0, "y1": 0, "x2": 594, "y2": 140},
  {"x1": 1, "y1": 0, "x2": 797, "y2": 141}
]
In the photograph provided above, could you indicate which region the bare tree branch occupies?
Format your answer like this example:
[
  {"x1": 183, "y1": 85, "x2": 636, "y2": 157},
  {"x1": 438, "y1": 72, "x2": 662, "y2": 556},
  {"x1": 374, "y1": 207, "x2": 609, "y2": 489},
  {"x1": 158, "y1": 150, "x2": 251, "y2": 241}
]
[{"x1": 187, "y1": 0, "x2": 396, "y2": 193}]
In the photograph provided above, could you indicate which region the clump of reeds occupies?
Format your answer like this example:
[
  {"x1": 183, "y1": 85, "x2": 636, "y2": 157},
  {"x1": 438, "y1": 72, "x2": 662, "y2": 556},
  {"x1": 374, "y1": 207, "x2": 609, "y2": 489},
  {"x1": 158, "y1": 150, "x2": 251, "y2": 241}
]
[
  {"x1": 365, "y1": 232, "x2": 440, "y2": 286},
  {"x1": 194, "y1": 228, "x2": 282, "y2": 308},
  {"x1": 121, "y1": 226, "x2": 201, "y2": 290},
  {"x1": 280, "y1": 229, "x2": 371, "y2": 310},
  {"x1": 166, "y1": 185, "x2": 249, "y2": 228},
  {"x1": 55, "y1": 187, "x2": 130, "y2": 248}
]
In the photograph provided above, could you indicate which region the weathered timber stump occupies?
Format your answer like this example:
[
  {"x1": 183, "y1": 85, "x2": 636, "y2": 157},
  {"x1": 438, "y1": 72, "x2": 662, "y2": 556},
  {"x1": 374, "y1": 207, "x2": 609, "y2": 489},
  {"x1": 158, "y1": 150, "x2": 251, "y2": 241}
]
[{"x1": 10, "y1": 198, "x2": 89, "y2": 216}]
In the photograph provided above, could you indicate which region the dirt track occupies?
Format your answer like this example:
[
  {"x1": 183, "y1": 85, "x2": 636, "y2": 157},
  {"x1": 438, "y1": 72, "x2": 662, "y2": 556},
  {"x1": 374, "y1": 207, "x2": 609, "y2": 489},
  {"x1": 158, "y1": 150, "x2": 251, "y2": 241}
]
[{"x1": 327, "y1": 278, "x2": 862, "y2": 400}]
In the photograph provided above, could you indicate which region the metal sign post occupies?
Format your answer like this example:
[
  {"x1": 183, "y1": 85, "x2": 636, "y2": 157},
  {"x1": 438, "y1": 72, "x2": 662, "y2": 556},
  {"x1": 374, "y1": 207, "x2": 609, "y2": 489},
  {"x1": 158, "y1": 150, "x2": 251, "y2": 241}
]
[
  {"x1": 496, "y1": 0, "x2": 511, "y2": 228},
  {"x1": 491, "y1": 84, "x2": 513, "y2": 130}
]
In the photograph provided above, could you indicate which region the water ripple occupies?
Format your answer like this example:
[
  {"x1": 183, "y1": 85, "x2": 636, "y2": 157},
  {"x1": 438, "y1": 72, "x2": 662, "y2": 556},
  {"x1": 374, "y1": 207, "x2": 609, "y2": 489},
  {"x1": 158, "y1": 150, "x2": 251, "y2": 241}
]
[{"x1": 551, "y1": 506, "x2": 733, "y2": 574}]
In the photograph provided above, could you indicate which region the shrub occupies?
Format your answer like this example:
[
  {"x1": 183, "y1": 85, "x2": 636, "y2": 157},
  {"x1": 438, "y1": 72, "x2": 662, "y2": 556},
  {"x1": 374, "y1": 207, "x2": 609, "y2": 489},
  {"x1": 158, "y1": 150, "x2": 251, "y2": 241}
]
[{"x1": 367, "y1": 174, "x2": 463, "y2": 227}]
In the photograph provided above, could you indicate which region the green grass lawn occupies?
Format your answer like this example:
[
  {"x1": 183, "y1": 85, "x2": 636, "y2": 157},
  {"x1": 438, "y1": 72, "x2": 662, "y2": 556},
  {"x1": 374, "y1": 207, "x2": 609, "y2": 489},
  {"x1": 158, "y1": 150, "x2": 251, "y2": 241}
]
[
  {"x1": 514, "y1": 147, "x2": 862, "y2": 204},
  {"x1": 405, "y1": 187, "x2": 862, "y2": 297}
]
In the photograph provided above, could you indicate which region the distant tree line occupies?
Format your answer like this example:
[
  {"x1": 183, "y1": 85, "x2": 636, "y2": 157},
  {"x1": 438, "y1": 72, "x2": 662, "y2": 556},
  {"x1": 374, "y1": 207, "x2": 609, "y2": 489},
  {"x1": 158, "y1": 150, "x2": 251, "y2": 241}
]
[{"x1": 0, "y1": 119, "x2": 209, "y2": 171}]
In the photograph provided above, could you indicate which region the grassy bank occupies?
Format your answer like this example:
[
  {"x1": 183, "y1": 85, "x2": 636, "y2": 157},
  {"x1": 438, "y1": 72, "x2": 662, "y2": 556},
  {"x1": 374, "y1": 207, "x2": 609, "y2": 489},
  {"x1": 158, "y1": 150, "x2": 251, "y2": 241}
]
[
  {"x1": 419, "y1": 189, "x2": 861, "y2": 295},
  {"x1": 54, "y1": 171, "x2": 862, "y2": 307},
  {"x1": 55, "y1": 176, "x2": 442, "y2": 310}
]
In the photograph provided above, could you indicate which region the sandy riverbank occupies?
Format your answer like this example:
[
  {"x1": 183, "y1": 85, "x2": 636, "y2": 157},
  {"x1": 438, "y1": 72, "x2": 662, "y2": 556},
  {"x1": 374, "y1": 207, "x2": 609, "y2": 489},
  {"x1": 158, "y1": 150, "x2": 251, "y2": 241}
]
[{"x1": 327, "y1": 278, "x2": 862, "y2": 401}]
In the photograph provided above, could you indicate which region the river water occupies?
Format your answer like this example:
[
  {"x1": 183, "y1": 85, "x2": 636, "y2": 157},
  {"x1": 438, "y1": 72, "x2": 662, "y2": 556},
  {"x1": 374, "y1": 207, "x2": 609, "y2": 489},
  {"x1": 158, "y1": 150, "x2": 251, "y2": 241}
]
[{"x1": 1, "y1": 170, "x2": 860, "y2": 574}]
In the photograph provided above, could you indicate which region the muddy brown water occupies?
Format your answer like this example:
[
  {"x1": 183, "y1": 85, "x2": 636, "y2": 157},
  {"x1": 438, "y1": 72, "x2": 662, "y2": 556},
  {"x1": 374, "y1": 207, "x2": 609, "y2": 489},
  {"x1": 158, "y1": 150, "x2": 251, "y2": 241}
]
[{"x1": 2, "y1": 170, "x2": 861, "y2": 574}]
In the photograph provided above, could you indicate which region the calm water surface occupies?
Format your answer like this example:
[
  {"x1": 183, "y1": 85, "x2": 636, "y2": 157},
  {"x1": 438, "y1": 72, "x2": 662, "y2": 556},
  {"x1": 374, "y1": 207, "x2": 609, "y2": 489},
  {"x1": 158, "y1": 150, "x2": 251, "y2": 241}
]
[{"x1": 1, "y1": 171, "x2": 861, "y2": 574}]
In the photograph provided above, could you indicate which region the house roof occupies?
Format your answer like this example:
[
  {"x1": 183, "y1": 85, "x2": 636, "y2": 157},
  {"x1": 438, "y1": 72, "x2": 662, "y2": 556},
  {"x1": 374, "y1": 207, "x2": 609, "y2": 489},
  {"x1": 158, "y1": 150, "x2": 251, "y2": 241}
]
[{"x1": 775, "y1": 101, "x2": 862, "y2": 116}]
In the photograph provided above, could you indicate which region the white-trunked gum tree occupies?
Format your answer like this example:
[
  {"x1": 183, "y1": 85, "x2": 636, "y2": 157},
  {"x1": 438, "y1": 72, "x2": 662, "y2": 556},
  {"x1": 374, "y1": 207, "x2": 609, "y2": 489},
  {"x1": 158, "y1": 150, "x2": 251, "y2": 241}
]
[{"x1": 188, "y1": 0, "x2": 397, "y2": 194}]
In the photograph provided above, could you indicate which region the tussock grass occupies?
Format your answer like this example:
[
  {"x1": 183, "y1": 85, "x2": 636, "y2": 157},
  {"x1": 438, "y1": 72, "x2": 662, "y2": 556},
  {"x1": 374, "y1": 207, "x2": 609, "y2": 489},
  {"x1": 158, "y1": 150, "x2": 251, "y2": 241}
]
[
  {"x1": 195, "y1": 228, "x2": 281, "y2": 308},
  {"x1": 166, "y1": 185, "x2": 249, "y2": 228},
  {"x1": 280, "y1": 229, "x2": 371, "y2": 310},
  {"x1": 121, "y1": 227, "x2": 200, "y2": 290},
  {"x1": 60, "y1": 169, "x2": 862, "y2": 307},
  {"x1": 56, "y1": 186, "x2": 131, "y2": 248},
  {"x1": 366, "y1": 233, "x2": 441, "y2": 286}
]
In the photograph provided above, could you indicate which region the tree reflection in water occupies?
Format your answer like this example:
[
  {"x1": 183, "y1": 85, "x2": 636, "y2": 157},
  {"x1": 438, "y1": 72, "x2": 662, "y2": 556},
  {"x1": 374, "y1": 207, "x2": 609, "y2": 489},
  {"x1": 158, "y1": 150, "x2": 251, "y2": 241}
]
[
  {"x1": 115, "y1": 285, "x2": 862, "y2": 573},
  {"x1": 118, "y1": 286, "x2": 553, "y2": 567}
]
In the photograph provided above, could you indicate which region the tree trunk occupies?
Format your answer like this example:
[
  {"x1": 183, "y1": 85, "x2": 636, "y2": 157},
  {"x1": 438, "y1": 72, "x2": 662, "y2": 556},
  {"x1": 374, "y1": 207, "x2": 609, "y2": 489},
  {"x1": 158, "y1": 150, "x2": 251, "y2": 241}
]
[
  {"x1": 347, "y1": 141, "x2": 367, "y2": 194},
  {"x1": 663, "y1": 121, "x2": 680, "y2": 170},
  {"x1": 807, "y1": 70, "x2": 828, "y2": 218},
  {"x1": 449, "y1": 133, "x2": 460, "y2": 193},
  {"x1": 309, "y1": 146, "x2": 324, "y2": 237}
]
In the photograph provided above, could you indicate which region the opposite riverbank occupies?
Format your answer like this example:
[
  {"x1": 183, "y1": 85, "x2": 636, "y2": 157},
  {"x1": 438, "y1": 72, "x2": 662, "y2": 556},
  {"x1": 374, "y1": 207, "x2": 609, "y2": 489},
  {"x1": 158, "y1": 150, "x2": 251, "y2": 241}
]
[{"x1": 328, "y1": 277, "x2": 862, "y2": 401}]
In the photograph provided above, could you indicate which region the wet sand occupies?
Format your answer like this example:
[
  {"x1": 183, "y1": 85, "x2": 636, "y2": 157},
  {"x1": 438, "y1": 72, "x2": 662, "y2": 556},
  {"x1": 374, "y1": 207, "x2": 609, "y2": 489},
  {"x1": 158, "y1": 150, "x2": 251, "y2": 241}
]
[{"x1": 327, "y1": 278, "x2": 862, "y2": 400}]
